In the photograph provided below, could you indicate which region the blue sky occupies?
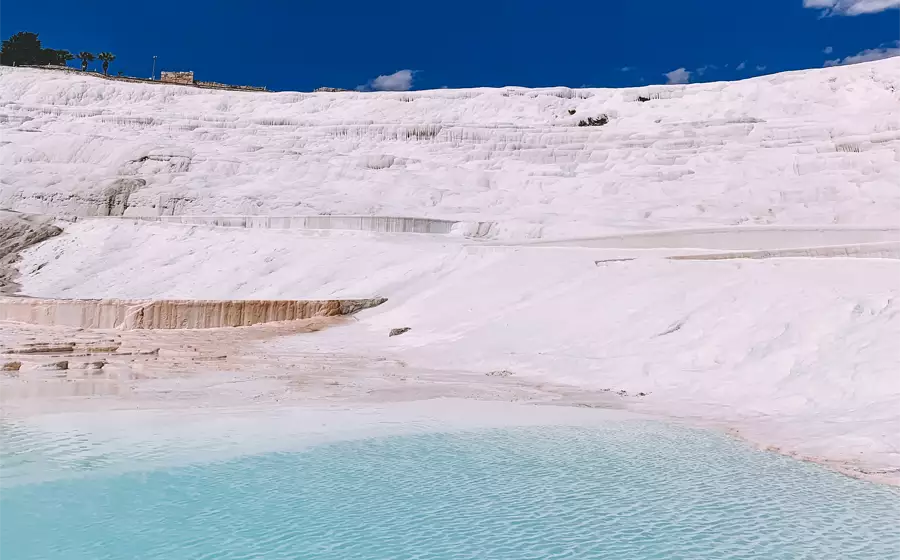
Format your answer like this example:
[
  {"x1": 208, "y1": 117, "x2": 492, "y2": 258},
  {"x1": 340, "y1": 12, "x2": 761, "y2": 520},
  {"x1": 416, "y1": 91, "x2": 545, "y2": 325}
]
[{"x1": 2, "y1": 0, "x2": 898, "y2": 91}]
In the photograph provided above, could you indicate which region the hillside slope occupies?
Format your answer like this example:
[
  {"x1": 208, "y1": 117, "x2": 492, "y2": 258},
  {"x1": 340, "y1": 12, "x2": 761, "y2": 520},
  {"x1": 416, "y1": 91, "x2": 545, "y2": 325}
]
[
  {"x1": 2, "y1": 61, "x2": 899, "y2": 238},
  {"x1": 2, "y1": 61, "x2": 900, "y2": 482}
]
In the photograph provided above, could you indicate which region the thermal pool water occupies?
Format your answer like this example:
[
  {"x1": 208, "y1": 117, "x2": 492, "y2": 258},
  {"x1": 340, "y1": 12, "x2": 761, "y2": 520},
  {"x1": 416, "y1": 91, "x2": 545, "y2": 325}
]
[{"x1": 2, "y1": 412, "x2": 898, "y2": 559}]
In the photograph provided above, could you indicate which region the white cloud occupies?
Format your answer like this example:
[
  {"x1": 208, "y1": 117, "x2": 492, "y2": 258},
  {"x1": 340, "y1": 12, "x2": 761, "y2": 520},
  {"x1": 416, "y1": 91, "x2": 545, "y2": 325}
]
[
  {"x1": 803, "y1": 0, "x2": 900, "y2": 15},
  {"x1": 736, "y1": 61, "x2": 747, "y2": 70},
  {"x1": 756, "y1": 65, "x2": 767, "y2": 71},
  {"x1": 823, "y1": 41, "x2": 900, "y2": 66},
  {"x1": 664, "y1": 67, "x2": 691, "y2": 84},
  {"x1": 358, "y1": 69, "x2": 415, "y2": 92},
  {"x1": 695, "y1": 64, "x2": 717, "y2": 76},
  {"x1": 823, "y1": 46, "x2": 834, "y2": 54}
]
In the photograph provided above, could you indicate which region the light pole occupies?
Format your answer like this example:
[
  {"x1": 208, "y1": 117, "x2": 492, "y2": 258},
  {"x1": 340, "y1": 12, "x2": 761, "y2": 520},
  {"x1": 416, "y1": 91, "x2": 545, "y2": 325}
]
[{"x1": 151, "y1": 56, "x2": 157, "y2": 80}]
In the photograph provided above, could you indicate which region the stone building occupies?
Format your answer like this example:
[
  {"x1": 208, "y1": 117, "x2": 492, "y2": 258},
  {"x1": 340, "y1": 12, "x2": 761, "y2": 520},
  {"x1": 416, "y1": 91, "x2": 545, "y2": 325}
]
[
  {"x1": 157, "y1": 70, "x2": 265, "y2": 91},
  {"x1": 160, "y1": 71, "x2": 194, "y2": 85}
]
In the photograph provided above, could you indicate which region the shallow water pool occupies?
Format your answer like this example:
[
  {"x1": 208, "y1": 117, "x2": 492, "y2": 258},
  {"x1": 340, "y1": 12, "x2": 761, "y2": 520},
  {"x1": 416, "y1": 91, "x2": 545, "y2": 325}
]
[{"x1": 2, "y1": 421, "x2": 899, "y2": 559}]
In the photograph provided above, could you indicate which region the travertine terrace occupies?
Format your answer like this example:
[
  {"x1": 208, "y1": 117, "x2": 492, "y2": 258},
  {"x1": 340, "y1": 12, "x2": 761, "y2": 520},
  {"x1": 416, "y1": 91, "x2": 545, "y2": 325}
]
[{"x1": 2, "y1": 60, "x2": 899, "y2": 483}]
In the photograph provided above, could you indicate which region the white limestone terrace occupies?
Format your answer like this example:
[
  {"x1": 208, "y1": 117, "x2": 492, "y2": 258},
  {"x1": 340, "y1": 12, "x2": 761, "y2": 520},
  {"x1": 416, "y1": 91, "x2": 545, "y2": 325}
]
[
  {"x1": 2, "y1": 60, "x2": 899, "y2": 239},
  {"x1": 116, "y1": 215, "x2": 496, "y2": 237},
  {"x1": 1, "y1": 61, "x2": 900, "y2": 484}
]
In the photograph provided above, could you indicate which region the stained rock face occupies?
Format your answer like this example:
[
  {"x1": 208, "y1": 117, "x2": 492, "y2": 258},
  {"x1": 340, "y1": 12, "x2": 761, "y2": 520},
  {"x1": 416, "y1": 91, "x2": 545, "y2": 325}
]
[
  {"x1": 0, "y1": 210, "x2": 62, "y2": 295},
  {"x1": 0, "y1": 297, "x2": 387, "y2": 330}
]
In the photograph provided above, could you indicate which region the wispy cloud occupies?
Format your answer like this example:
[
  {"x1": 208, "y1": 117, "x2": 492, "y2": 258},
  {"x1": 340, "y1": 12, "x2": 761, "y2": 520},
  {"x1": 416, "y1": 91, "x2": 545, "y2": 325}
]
[
  {"x1": 756, "y1": 65, "x2": 767, "y2": 71},
  {"x1": 620, "y1": 66, "x2": 633, "y2": 72},
  {"x1": 823, "y1": 46, "x2": 834, "y2": 54},
  {"x1": 736, "y1": 61, "x2": 747, "y2": 71},
  {"x1": 695, "y1": 64, "x2": 718, "y2": 77},
  {"x1": 803, "y1": 0, "x2": 899, "y2": 15},
  {"x1": 664, "y1": 67, "x2": 691, "y2": 84},
  {"x1": 357, "y1": 69, "x2": 415, "y2": 91},
  {"x1": 824, "y1": 41, "x2": 900, "y2": 66}
]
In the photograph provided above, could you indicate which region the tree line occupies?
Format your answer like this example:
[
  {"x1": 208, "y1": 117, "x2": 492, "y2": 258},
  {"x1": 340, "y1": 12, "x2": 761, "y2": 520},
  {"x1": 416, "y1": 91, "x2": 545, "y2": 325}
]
[{"x1": 1, "y1": 32, "x2": 116, "y2": 75}]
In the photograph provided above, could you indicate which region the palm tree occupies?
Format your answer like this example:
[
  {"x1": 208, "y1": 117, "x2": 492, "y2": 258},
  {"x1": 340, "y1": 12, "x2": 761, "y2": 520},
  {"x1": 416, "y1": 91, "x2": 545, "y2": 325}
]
[
  {"x1": 56, "y1": 50, "x2": 74, "y2": 66},
  {"x1": 98, "y1": 52, "x2": 115, "y2": 75},
  {"x1": 77, "y1": 51, "x2": 94, "y2": 71}
]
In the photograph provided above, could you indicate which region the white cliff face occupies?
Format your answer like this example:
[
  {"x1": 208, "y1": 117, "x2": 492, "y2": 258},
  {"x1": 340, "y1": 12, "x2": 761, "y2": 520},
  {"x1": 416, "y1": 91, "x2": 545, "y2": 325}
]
[
  {"x1": 2, "y1": 61, "x2": 899, "y2": 238},
  {"x1": 2, "y1": 61, "x2": 900, "y2": 483}
]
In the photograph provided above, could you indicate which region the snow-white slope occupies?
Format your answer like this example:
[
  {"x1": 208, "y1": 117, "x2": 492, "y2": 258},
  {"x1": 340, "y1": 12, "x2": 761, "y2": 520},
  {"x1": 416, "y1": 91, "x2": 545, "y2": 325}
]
[
  {"x1": 3, "y1": 61, "x2": 900, "y2": 481},
  {"x1": 14, "y1": 218, "x2": 900, "y2": 480},
  {"x1": 2, "y1": 62, "x2": 900, "y2": 238}
]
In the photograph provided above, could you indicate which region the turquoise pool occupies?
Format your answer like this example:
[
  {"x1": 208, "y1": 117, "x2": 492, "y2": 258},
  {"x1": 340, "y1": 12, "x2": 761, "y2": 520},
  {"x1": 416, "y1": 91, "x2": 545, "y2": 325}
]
[{"x1": 2, "y1": 421, "x2": 899, "y2": 559}]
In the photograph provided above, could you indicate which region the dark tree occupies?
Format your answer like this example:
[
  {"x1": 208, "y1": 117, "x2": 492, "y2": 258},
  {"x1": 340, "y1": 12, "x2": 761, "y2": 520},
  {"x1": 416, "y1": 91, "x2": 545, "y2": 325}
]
[
  {"x1": 78, "y1": 51, "x2": 95, "y2": 71},
  {"x1": 97, "y1": 52, "x2": 115, "y2": 75},
  {"x1": 1, "y1": 31, "x2": 43, "y2": 66},
  {"x1": 41, "y1": 49, "x2": 74, "y2": 66}
]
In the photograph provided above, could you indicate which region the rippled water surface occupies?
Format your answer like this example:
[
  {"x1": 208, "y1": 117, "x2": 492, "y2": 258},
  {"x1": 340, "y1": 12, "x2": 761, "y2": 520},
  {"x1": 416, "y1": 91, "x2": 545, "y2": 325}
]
[{"x1": 2, "y1": 422, "x2": 899, "y2": 559}]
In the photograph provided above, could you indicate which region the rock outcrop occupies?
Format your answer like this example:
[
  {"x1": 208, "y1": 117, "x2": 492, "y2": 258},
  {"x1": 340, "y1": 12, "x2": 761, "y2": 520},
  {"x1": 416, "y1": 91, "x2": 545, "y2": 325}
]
[
  {"x1": 0, "y1": 211, "x2": 62, "y2": 295},
  {"x1": 0, "y1": 297, "x2": 387, "y2": 329}
]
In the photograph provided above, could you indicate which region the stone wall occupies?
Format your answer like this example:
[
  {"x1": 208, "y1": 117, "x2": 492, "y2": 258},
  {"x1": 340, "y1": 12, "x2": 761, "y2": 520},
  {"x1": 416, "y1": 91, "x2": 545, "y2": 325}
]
[
  {"x1": 196, "y1": 80, "x2": 266, "y2": 92},
  {"x1": 21, "y1": 66, "x2": 271, "y2": 94},
  {"x1": 160, "y1": 71, "x2": 194, "y2": 85}
]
